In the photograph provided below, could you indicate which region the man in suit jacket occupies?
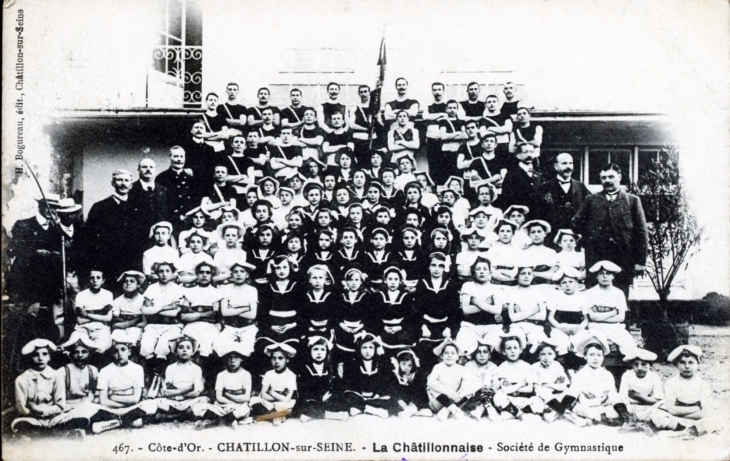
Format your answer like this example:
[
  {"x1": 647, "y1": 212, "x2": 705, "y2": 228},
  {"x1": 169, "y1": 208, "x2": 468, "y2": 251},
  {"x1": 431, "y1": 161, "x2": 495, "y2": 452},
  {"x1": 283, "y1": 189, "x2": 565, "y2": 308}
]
[
  {"x1": 498, "y1": 144, "x2": 542, "y2": 212},
  {"x1": 572, "y1": 163, "x2": 648, "y2": 294},
  {"x1": 82, "y1": 169, "x2": 140, "y2": 282},
  {"x1": 7, "y1": 195, "x2": 68, "y2": 304},
  {"x1": 535, "y1": 153, "x2": 591, "y2": 244},
  {"x1": 129, "y1": 158, "x2": 172, "y2": 259},
  {"x1": 156, "y1": 145, "x2": 197, "y2": 229}
]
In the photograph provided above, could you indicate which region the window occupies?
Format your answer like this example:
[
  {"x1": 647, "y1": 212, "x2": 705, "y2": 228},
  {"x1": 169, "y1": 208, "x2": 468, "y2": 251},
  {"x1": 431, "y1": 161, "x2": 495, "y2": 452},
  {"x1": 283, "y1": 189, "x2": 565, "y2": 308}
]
[
  {"x1": 149, "y1": 0, "x2": 203, "y2": 108},
  {"x1": 152, "y1": 0, "x2": 184, "y2": 79},
  {"x1": 637, "y1": 148, "x2": 676, "y2": 186},
  {"x1": 587, "y1": 148, "x2": 632, "y2": 185}
]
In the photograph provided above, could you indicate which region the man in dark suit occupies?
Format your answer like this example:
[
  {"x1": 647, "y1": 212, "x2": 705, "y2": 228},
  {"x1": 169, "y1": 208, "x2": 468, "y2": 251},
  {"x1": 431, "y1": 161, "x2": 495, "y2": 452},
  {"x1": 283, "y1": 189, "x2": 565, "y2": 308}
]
[
  {"x1": 129, "y1": 158, "x2": 172, "y2": 259},
  {"x1": 535, "y1": 153, "x2": 591, "y2": 244},
  {"x1": 180, "y1": 120, "x2": 220, "y2": 198},
  {"x1": 156, "y1": 146, "x2": 197, "y2": 229},
  {"x1": 572, "y1": 163, "x2": 648, "y2": 294},
  {"x1": 7, "y1": 195, "x2": 68, "y2": 304},
  {"x1": 498, "y1": 143, "x2": 542, "y2": 212},
  {"x1": 82, "y1": 169, "x2": 139, "y2": 283}
]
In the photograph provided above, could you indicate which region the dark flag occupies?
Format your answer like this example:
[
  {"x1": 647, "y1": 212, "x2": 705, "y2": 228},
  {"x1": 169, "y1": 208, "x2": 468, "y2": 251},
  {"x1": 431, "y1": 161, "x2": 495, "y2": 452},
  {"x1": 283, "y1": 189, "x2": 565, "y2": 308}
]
[{"x1": 368, "y1": 36, "x2": 386, "y2": 149}]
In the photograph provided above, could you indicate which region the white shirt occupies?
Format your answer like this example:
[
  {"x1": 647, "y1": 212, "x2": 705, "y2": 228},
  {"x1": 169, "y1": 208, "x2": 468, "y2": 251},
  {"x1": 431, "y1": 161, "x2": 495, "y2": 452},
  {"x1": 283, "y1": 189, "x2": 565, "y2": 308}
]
[
  {"x1": 215, "y1": 369, "x2": 252, "y2": 398},
  {"x1": 663, "y1": 374, "x2": 711, "y2": 407},
  {"x1": 97, "y1": 362, "x2": 144, "y2": 395},
  {"x1": 427, "y1": 362, "x2": 479, "y2": 397},
  {"x1": 583, "y1": 285, "x2": 628, "y2": 316},
  {"x1": 142, "y1": 245, "x2": 180, "y2": 275},
  {"x1": 531, "y1": 360, "x2": 568, "y2": 386},
  {"x1": 619, "y1": 369, "x2": 664, "y2": 405},
  {"x1": 112, "y1": 293, "x2": 144, "y2": 317},
  {"x1": 465, "y1": 360, "x2": 498, "y2": 389},
  {"x1": 555, "y1": 250, "x2": 586, "y2": 272},
  {"x1": 213, "y1": 248, "x2": 247, "y2": 272},
  {"x1": 570, "y1": 365, "x2": 616, "y2": 405},
  {"x1": 495, "y1": 360, "x2": 533, "y2": 388},
  {"x1": 143, "y1": 282, "x2": 184, "y2": 307},
  {"x1": 178, "y1": 251, "x2": 214, "y2": 274},
  {"x1": 262, "y1": 368, "x2": 297, "y2": 395},
  {"x1": 75, "y1": 288, "x2": 114, "y2": 312},
  {"x1": 163, "y1": 361, "x2": 204, "y2": 394}
]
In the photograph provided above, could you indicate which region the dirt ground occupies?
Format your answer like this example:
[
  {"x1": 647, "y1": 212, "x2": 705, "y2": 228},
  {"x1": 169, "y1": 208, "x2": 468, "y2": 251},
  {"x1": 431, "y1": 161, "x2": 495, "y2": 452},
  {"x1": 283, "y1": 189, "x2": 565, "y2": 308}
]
[{"x1": 3, "y1": 326, "x2": 729, "y2": 461}]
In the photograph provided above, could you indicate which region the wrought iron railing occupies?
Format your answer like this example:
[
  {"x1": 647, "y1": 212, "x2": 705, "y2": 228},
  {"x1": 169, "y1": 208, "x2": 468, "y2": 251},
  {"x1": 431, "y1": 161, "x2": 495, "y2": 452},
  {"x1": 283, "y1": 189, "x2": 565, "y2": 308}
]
[{"x1": 149, "y1": 45, "x2": 203, "y2": 108}]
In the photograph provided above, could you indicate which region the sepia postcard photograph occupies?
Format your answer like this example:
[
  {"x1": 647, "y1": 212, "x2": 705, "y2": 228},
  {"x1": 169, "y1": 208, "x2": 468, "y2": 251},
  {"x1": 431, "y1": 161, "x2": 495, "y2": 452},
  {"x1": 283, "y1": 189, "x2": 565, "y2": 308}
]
[{"x1": 2, "y1": 0, "x2": 729, "y2": 460}]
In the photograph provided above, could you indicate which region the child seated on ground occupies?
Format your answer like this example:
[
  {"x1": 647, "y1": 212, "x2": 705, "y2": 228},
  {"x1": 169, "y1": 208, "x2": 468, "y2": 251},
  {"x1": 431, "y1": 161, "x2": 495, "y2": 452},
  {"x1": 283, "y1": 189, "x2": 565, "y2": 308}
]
[
  {"x1": 342, "y1": 332, "x2": 393, "y2": 419},
  {"x1": 73, "y1": 269, "x2": 114, "y2": 353},
  {"x1": 427, "y1": 338, "x2": 479, "y2": 422},
  {"x1": 651, "y1": 345, "x2": 714, "y2": 438},
  {"x1": 250, "y1": 342, "x2": 298, "y2": 425},
  {"x1": 111, "y1": 271, "x2": 148, "y2": 348},
  {"x1": 530, "y1": 340, "x2": 569, "y2": 423},
  {"x1": 56, "y1": 333, "x2": 101, "y2": 425},
  {"x1": 583, "y1": 261, "x2": 638, "y2": 357},
  {"x1": 12, "y1": 339, "x2": 74, "y2": 435},
  {"x1": 558, "y1": 335, "x2": 631, "y2": 426},
  {"x1": 390, "y1": 349, "x2": 430, "y2": 419},
  {"x1": 194, "y1": 345, "x2": 253, "y2": 429},
  {"x1": 292, "y1": 336, "x2": 348, "y2": 422},
  {"x1": 463, "y1": 338, "x2": 500, "y2": 421},
  {"x1": 90, "y1": 332, "x2": 157, "y2": 434},
  {"x1": 619, "y1": 348, "x2": 663, "y2": 426},
  {"x1": 492, "y1": 332, "x2": 543, "y2": 421},
  {"x1": 149, "y1": 336, "x2": 208, "y2": 420}
]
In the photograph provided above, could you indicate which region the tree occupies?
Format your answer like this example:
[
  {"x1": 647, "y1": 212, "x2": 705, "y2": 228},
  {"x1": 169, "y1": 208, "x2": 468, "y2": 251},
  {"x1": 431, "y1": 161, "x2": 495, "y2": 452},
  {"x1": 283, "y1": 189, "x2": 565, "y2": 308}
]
[{"x1": 630, "y1": 146, "x2": 703, "y2": 350}]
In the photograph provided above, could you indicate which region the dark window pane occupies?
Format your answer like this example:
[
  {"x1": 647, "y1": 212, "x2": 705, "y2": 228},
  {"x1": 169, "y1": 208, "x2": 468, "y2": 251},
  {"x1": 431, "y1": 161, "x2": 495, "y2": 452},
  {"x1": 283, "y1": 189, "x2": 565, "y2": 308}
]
[
  {"x1": 611, "y1": 150, "x2": 632, "y2": 185},
  {"x1": 169, "y1": 0, "x2": 183, "y2": 39},
  {"x1": 185, "y1": 0, "x2": 203, "y2": 46},
  {"x1": 638, "y1": 149, "x2": 659, "y2": 184},
  {"x1": 588, "y1": 150, "x2": 610, "y2": 184}
]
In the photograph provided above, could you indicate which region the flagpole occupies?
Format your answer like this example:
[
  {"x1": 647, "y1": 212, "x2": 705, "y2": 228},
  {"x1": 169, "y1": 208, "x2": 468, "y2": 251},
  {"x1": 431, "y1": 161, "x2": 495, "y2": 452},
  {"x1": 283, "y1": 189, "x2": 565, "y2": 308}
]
[
  {"x1": 22, "y1": 159, "x2": 70, "y2": 337},
  {"x1": 368, "y1": 33, "x2": 386, "y2": 150}
]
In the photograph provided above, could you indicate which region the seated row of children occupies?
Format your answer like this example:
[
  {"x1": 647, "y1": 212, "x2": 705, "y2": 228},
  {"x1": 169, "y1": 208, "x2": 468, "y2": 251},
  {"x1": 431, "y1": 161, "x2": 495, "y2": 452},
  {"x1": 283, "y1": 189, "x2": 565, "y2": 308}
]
[{"x1": 13, "y1": 329, "x2": 713, "y2": 440}]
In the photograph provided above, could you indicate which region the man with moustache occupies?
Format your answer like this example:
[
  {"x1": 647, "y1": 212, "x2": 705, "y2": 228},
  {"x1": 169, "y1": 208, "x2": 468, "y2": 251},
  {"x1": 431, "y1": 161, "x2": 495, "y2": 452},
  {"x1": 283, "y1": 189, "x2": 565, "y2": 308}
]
[
  {"x1": 248, "y1": 87, "x2": 281, "y2": 128},
  {"x1": 384, "y1": 77, "x2": 420, "y2": 125},
  {"x1": 318, "y1": 82, "x2": 347, "y2": 133},
  {"x1": 535, "y1": 153, "x2": 590, "y2": 244},
  {"x1": 180, "y1": 120, "x2": 219, "y2": 197},
  {"x1": 83, "y1": 170, "x2": 141, "y2": 279},
  {"x1": 129, "y1": 158, "x2": 172, "y2": 255},
  {"x1": 572, "y1": 163, "x2": 648, "y2": 294},
  {"x1": 156, "y1": 146, "x2": 197, "y2": 225}
]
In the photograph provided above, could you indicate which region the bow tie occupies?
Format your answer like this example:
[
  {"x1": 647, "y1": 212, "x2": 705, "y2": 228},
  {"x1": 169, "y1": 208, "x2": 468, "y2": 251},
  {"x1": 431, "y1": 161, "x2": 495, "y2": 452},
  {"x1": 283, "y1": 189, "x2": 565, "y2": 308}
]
[
  {"x1": 606, "y1": 192, "x2": 619, "y2": 201},
  {"x1": 558, "y1": 178, "x2": 571, "y2": 185}
]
